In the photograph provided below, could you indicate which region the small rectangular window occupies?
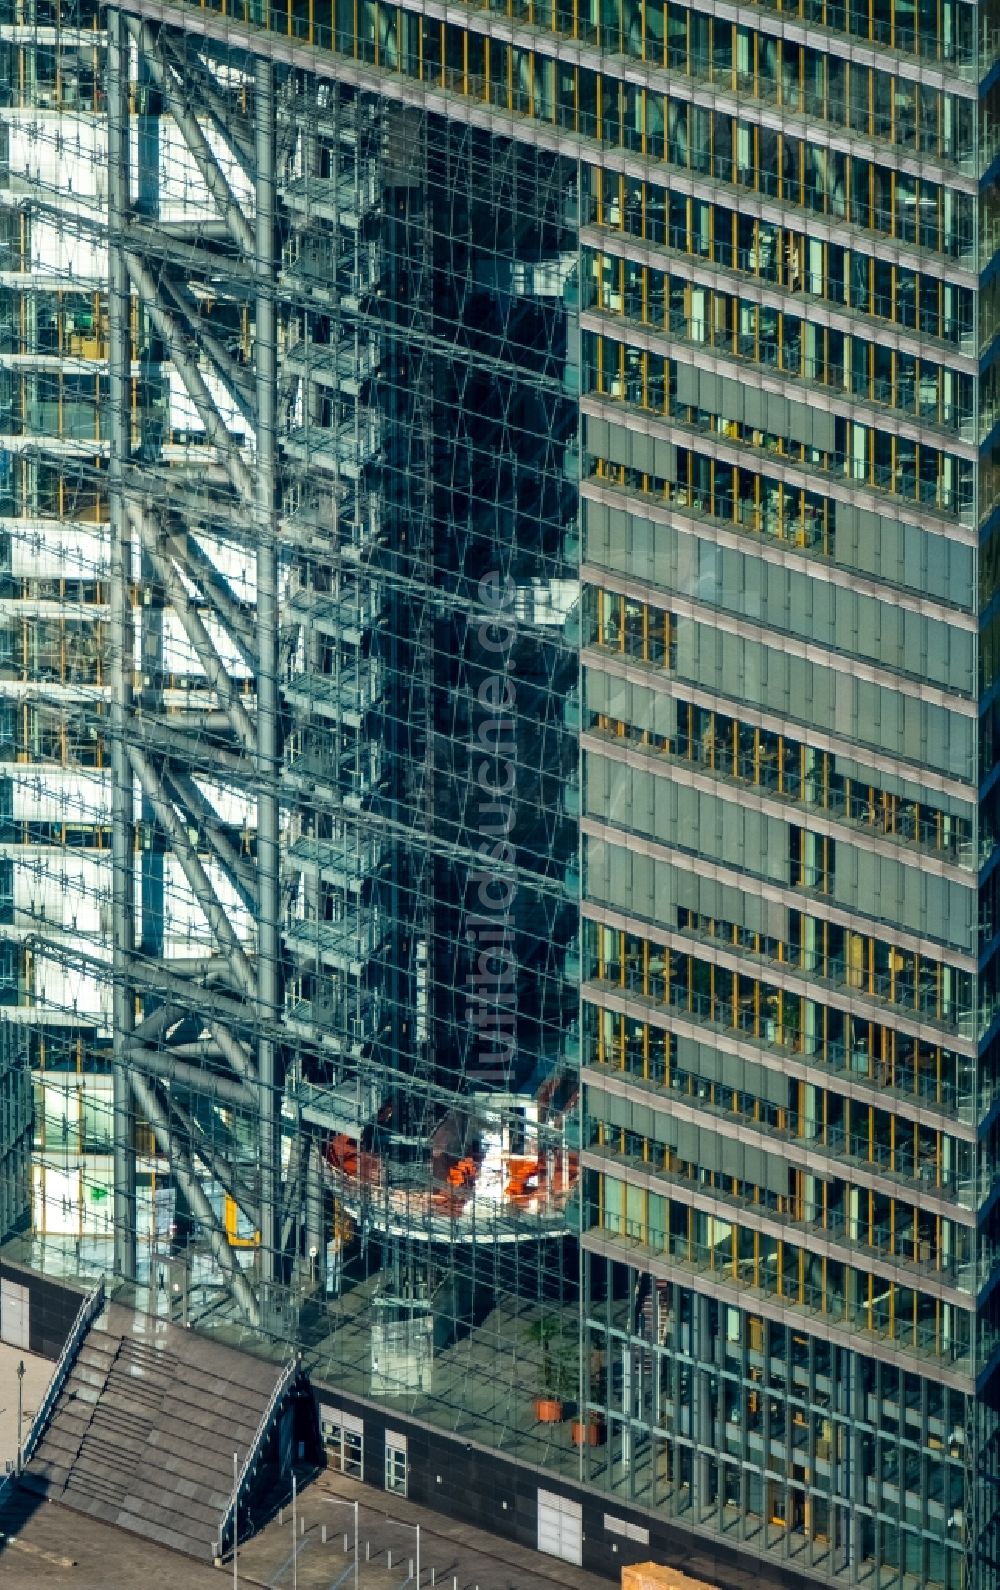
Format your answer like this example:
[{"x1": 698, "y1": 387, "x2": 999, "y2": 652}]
[{"x1": 321, "y1": 1407, "x2": 364, "y2": 1479}]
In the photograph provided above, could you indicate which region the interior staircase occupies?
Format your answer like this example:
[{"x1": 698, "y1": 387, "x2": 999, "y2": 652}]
[{"x1": 20, "y1": 1300, "x2": 301, "y2": 1558}]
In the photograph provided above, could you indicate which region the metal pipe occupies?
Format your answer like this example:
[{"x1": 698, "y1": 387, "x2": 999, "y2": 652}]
[
  {"x1": 134, "y1": 715, "x2": 254, "y2": 777},
  {"x1": 305, "y1": 1139, "x2": 325, "y2": 1291},
  {"x1": 125, "y1": 1041, "x2": 254, "y2": 1109},
  {"x1": 206, "y1": 1021, "x2": 260, "y2": 1086},
  {"x1": 322, "y1": 1500, "x2": 358, "y2": 1590},
  {"x1": 25, "y1": 929, "x2": 257, "y2": 1034},
  {"x1": 278, "y1": 1130, "x2": 302, "y2": 1256},
  {"x1": 254, "y1": 55, "x2": 282, "y2": 1311},
  {"x1": 159, "y1": 30, "x2": 256, "y2": 174},
  {"x1": 165, "y1": 528, "x2": 257, "y2": 663},
  {"x1": 291, "y1": 1472, "x2": 298, "y2": 1590},
  {"x1": 136, "y1": 955, "x2": 230, "y2": 980},
  {"x1": 129, "y1": 1068, "x2": 260, "y2": 1325},
  {"x1": 162, "y1": 766, "x2": 259, "y2": 912},
  {"x1": 16, "y1": 1359, "x2": 24, "y2": 1475},
  {"x1": 127, "y1": 743, "x2": 256, "y2": 998},
  {"x1": 124, "y1": 251, "x2": 254, "y2": 502},
  {"x1": 132, "y1": 1003, "x2": 183, "y2": 1043},
  {"x1": 108, "y1": 5, "x2": 136, "y2": 1284},
  {"x1": 167, "y1": 1095, "x2": 260, "y2": 1227},
  {"x1": 127, "y1": 958, "x2": 254, "y2": 1025},
  {"x1": 135, "y1": 513, "x2": 258, "y2": 753},
  {"x1": 124, "y1": 17, "x2": 255, "y2": 258},
  {"x1": 166, "y1": 1040, "x2": 237, "y2": 1060},
  {"x1": 160, "y1": 274, "x2": 256, "y2": 422}
]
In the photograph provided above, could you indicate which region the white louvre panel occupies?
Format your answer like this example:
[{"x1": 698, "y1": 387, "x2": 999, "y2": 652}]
[
  {"x1": 6, "y1": 110, "x2": 107, "y2": 202},
  {"x1": 604, "y1": 1514, "x2": 650, "y2": 1545},
  {"x1": 321, "y1": 1406, "x2": 363, "y2": 1437},
  {"x1": 14, "y1": 851, "x2": 110, "y2": 935}
]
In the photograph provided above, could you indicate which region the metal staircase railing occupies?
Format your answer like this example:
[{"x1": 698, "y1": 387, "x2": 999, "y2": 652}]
[
  {"x1": 0, "y1": 1275, "x2": 105, "y2": 1502},
  {"x1": 217, "y1": 1353, "x2": 298, "y2": 1559}
]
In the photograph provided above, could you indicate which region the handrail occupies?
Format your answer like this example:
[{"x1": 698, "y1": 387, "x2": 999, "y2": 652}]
[
  {"x1": 0, "y1": 1274, "x2": 105, "y2": 1502},
  {"x1": 22, "y1": 1276, "x2": 105, "y2": 1469},
  {"x1": 218, "y1": 1353, "x2": 298, "y2": 1557}
]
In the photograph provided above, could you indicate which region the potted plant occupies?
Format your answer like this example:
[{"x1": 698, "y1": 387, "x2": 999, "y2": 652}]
[
  {"x1": 571, "y1": 1413, "x2": 605, "y2": 1446},
  {"x1": 528, "y1": 1313, "x2": 577, "y2": 1423}
]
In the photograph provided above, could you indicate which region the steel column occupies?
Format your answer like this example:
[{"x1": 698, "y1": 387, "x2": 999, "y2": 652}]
[
  {"x1": 130, "y1": 1068, "x2": 260, "y2": 1326},
  {"x1": 254, "y1": 56, "x2": 282, "y2": 1310},
  {"x1": 108, "y1": 5, "x2": 136, "y2": 1282}
]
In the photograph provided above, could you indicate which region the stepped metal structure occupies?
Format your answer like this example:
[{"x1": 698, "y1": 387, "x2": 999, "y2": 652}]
[{"x1": 1, "y1": 0, "x2": 1000, "y2": 1587}]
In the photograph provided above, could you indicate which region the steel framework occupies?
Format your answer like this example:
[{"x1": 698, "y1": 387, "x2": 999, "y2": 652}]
[{"x1": 0, "y1": 1, "x2": 581, "y2": 1368}]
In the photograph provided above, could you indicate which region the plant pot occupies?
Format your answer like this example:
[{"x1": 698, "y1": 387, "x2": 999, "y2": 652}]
[
  {"x1": 571, "y1": 1418, "x2": 604, "y2": 1446},
  {"x1": 534, "y1": 1397, "x2": 563, "y2": 1423}
]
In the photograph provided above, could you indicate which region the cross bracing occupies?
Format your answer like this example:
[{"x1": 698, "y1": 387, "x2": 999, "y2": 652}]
[
  {"x1": 6, "y1": 0, "x2": 1000, "y2": 1581},
  {"x1": 0, "y1": 4, "x2": 582, "y2": 1354}
]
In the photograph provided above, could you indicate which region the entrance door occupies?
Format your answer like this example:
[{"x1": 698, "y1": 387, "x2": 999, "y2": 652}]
[
  {"x1": 0, "y1": 1277, "x2": 28, "y2": 1349},
  {"x1": 537, "y1": 1488, "x2": 582, "y2": 1566},
  {"x1": 385, "y1": 1430, "x2": 408, "y2": 1497}
]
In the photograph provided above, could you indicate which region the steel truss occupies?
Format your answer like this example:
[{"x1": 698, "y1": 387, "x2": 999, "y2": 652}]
[
  {"x1": 3, "y1": 0, "x2": 582, "y2": 1355},
  {"x1": 106, "y1": 14, "x2": 281, "y2": 1323},
  {"x1": 97, "y1": 17, "x2": 412, "y2": 1328}
]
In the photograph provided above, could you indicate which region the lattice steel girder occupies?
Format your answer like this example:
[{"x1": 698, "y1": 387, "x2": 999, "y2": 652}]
[
  {"x1": 123, "y1": 14, "x2": 255, "y2": 258},
  {"x1": 134, "y1": 513, "x2": 258, "y2": 753},
  {"x1": 124, "y1": 251, "x2": 255, "y2": 501},
  {"x1": 102, "y1": 13, "x2": 294, "y2": 1324},
  {"x1": 164, "y1": 527, "x2": 258, "y2": 664}
]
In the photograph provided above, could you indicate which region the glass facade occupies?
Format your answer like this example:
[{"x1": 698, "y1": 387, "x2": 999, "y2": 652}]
[
  {"x1": 574, "y1": 0, "x2": 1000, "y2": 1577},
  {"x1": 0, "y1": 0, "x2": 997, "y2": 1584}
]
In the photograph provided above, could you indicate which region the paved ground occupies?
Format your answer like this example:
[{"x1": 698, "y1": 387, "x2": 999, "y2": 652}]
[
  {"x1": 235, "y1": 1469, "x2": 613, "y2": 1590},
  {"x1": 0, "y1": 1343, "x2": 54, "y2": 1473},
  {"x1": 0, "y1": 1485, "x2": 227, "y2": 1588},
  {"x1": 0, "y1": 1466, "x2": 614, "y2": 1588}
]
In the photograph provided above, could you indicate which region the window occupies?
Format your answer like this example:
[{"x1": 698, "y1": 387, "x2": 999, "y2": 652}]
[
  {"x1": 385, "y1": 1431, "x2": 408, "y2": 1496},
  {"x1": 321, "y1": 1407, "x2": 364, "y2": 1479}
]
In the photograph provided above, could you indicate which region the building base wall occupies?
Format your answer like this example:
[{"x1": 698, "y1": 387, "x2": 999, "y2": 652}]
[{"x1": 311, "y1": 1375, "x2": 821, "y2": 1590}]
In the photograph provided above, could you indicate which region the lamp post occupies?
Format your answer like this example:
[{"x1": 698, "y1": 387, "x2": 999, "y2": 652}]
[
  {"x1": 16, "y1": 1359, "x2": 25, "y2": 1476},
  {"x1": 291, "y1": 1472, "x2": 298, "y2": 1590},
  {"x1": 390, "y1": 1517, "x2": 420, "y2": 1587},
  {"x1": 323, "y1": 1497, "x2": 359, "y2": 1590},
  {"x1": 232, "y1": 1451, "x2": 239, "y2": 1590}
]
